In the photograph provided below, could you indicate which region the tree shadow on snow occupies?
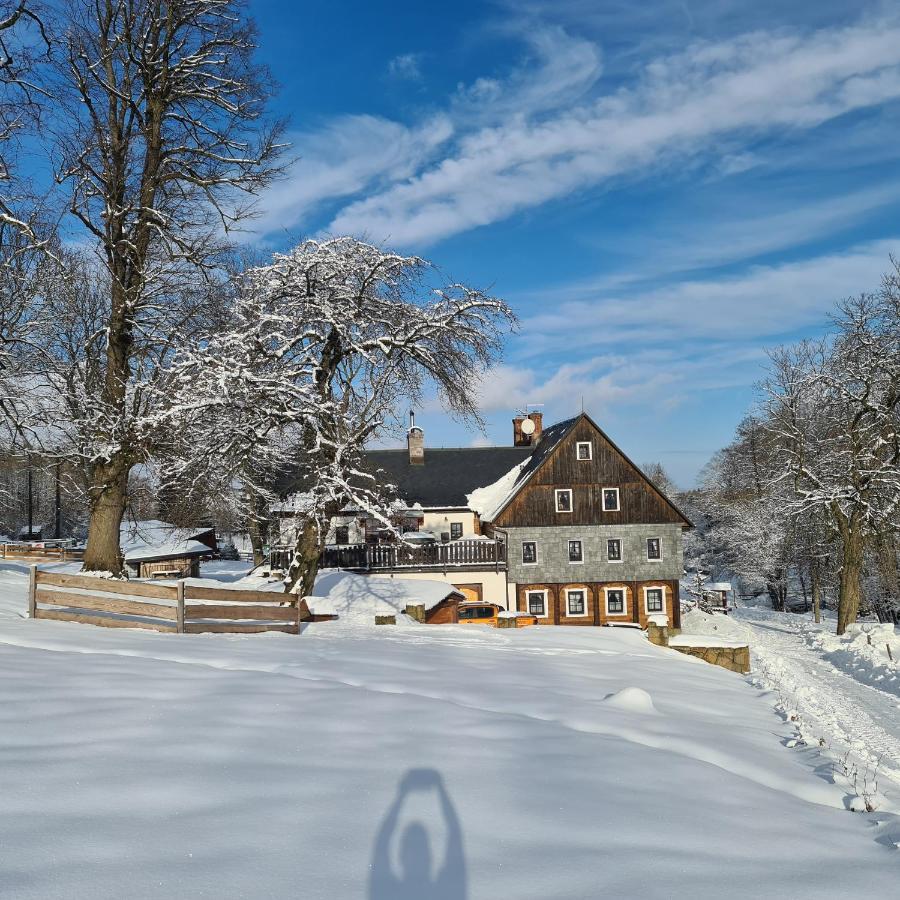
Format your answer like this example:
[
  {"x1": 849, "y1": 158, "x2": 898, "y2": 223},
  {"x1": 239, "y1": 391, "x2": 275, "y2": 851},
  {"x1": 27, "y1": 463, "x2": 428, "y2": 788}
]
[{"x1": 368, "y1": 768, "x2": 467, "y2": 900}]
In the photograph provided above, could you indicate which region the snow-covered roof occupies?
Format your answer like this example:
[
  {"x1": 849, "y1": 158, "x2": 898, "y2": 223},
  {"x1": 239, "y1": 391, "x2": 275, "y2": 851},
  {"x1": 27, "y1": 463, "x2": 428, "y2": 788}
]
[
  {"x1": 305, "y1": 570, "x2": 463, "y2": 624},
  {"x1": 466, "y1": 458, "x2": 529, "y2": 521},
  {"x1": 120, "y1": 519, "x2": 214, "y2": 563}
]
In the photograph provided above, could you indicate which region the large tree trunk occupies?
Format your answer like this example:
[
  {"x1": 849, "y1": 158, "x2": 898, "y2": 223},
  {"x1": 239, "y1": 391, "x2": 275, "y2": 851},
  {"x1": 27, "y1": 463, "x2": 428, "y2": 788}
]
[
  {"x1": 249, "y1": 520, "x2": 267, "y2": 568},
  {"x1": 82, "y1": 462, "x2": 129, "y2": 575},
  {"x1": 836, "y1": 518, "x2": 864, "y2": 635},
  {"x1": 246, "y1": 489, "x2": 270, "y2": 568},
  {"x1": 286, "y1": 518, "x2": 322, "y2": 596}
]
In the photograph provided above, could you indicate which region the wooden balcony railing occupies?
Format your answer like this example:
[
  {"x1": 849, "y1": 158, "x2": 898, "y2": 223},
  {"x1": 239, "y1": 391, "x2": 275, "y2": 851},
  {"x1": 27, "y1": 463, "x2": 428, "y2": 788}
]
[{"x1": 311, "y1": 539, "x2": 507, "y2": 573}]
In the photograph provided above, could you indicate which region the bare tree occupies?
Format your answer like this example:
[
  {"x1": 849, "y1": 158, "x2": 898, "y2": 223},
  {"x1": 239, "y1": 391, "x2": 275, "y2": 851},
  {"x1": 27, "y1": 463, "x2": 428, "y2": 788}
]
[
  {"x1": 168, "y1": 237, "x2": 516, "y2": 594},
  {"x1": 764, "y1": 272, "x2": 900, "y2": 633},
  {"x1": 42, "y1": 0, "x2": 283, "y2": 573}
]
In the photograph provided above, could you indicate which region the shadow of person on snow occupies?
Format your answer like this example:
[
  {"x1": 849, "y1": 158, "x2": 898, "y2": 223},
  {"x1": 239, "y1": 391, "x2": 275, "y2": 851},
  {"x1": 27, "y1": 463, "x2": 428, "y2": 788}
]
[{"x1": 368, "y1": 768, "x2": 467, "y2": 900}]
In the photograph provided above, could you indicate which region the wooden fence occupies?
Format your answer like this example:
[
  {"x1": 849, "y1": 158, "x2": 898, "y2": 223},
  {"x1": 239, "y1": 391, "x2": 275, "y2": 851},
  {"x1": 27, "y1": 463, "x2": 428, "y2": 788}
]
[
  {"x1": 28, "y1": 567, "x2": 307, "y2": 634},
  {"x1": 3, "y1": 543, "x2": 85, "y2": 562}
]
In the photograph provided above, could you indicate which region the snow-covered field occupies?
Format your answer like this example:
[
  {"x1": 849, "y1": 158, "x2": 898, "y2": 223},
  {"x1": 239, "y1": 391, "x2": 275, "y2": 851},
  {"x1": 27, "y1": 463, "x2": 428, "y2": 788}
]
[{"x1": 1, "y1": 563, "x2": 898, "y2": 898}]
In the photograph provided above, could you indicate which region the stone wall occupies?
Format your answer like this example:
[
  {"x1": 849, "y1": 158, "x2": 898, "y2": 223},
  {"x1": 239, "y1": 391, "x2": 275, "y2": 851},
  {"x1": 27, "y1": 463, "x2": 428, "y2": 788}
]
[
  {"x1": 648, "y1": 621, "x2": 750, "y2": 675},
  {"x1": 670, "y1": 644, "x2": 750, "y2": 675}
]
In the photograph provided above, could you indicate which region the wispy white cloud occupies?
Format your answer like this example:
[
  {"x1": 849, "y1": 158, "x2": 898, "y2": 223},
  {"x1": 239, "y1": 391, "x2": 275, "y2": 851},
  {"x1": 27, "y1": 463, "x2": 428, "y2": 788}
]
[
  {"x1": 472, "y1": 238, "x2": 897, "y2": 441},
  {"x1": 568, "y1": 182, "x2": 900, "y2": 290},
  {"x1": 323, "y1": 19, "x2": 900, "y2": 246},
  {"x1": 252, "y1": 115, "x2": 453, "y2": 238},
  {"x1": 387, "y1": 53, "x2": 424, "y2": 81},
  {"x1": 520, "y1": 237, "x2": 899, "y2": 353}
]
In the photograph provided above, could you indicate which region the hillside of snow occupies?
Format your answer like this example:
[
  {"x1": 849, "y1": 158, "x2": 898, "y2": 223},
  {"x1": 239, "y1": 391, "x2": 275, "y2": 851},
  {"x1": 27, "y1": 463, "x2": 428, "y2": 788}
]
[{"x1": 0, "y1": 562, "x2": 898, "y2": 898}]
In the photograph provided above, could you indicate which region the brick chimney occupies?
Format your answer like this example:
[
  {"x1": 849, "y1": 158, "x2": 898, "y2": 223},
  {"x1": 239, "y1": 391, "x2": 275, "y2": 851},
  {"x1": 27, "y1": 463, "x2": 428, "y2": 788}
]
[
  {"x1": 407, "y1": 410, "x2": 424, "y2": 465},
  {"x1": 512, "y1": 412, "x2": 543, "y2": 447}
]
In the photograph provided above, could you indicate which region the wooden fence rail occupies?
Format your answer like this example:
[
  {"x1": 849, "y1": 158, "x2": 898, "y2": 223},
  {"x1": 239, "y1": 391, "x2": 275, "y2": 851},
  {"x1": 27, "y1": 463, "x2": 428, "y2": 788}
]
[
  {"x1": 29, "y1": 567, "x2": 306, "y2": 634},
  {"x1": 4, "y1": 543, "x2": 85, "y2": 562}
]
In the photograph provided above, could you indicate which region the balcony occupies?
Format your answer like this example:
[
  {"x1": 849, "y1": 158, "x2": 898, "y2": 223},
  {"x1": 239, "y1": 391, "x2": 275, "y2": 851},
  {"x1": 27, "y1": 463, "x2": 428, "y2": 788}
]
[{"x1": 319, "y1": 539, "x2": 507, "y2": 573}]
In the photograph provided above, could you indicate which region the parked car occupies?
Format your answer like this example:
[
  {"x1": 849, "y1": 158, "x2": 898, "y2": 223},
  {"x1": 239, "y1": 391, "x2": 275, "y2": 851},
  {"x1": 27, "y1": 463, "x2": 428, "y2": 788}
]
[
  {"x1": 457, "y1": 603, "x2": 538, "y2": 628},
  {"x1": 457, "y1": 602, "x2": 501, "y2": 626}
]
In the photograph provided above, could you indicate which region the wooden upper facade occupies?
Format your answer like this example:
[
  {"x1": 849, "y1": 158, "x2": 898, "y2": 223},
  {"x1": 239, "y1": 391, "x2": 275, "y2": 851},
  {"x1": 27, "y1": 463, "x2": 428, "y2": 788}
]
[{"x1": 490, "y1": 414, "x2": 691, "y2": 531}]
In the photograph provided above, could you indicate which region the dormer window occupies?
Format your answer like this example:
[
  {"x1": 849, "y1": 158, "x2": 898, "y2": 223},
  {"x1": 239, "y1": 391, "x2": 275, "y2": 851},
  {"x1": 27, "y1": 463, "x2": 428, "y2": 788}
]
[
  {"x1": 576, "y1": 441, "x2": 592, "y2": 460},
  {"x1": 602, "y1": 488, "x2": 620, "y2": 511},
  {"x1": 555, "y1": 489, "x2": 573, "y2": 513}
]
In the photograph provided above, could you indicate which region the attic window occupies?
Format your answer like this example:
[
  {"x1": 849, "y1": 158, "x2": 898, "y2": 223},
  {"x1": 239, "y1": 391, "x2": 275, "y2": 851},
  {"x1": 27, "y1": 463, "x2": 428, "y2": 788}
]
[
  {"x1": 555, "y1": 489, "x2": 573, "y2": 513},
  {"x1": 602, "y1": 488, "x2": 620, "y2": 511},
  {"x1": 576, "y1": 441, "x2": 592, "y2": 460}
]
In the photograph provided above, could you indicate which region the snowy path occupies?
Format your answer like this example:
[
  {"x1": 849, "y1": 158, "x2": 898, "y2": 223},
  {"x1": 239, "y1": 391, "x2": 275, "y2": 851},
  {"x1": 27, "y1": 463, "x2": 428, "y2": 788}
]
[{"x1": 732, "y1": 609, "x2": 900, "y2": 801}]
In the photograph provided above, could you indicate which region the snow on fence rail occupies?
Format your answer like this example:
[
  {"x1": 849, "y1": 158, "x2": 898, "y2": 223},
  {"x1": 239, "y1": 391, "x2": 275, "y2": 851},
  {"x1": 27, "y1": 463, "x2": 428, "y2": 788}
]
[{"x1": 27, "y1": 567, "x2": 306, "y2": 635}]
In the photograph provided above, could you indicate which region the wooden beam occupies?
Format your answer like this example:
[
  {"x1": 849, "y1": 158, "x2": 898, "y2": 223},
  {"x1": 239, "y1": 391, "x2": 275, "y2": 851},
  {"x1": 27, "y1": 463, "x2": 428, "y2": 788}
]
[
  {"x1": 34, "y1": 609, "x2": 177, "y2": 632},
  {"x1": 35, "y1": 589, "x2": 177, "y2": 620},
  {"x1": 176, "y1": 580, "x2": 185, "y2": 634},
  {"x1": 36, "y1": 570, "x2": 176, "y2": 600},
  {"x1": 184, "y1": 585, "x2": 290, "y2": 604},
  {"x1": 184, "y1": 604, "x2": 298, "y2": 621},
  {"x1": 184, "y1": 622, "x2": 298, "y2": 634},
  {"x1": 28, "y1": 564, "x2": 37, "y2": 618}
]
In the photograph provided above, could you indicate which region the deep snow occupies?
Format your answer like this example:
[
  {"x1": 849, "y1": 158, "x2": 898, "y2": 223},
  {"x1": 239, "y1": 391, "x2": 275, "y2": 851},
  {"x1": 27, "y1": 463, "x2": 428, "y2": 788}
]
[{"x1": 0, "y1": 563, "x2": 898, "y2": 898}]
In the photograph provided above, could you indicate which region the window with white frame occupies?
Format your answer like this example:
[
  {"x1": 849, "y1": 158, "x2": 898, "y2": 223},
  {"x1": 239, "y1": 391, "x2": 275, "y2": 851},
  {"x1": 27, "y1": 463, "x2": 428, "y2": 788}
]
[
  {"x1": 645, "y1": 587, "x2": 664, "y2": 614},
  {"x1": 555, "y1": 489, "x2": 573, "y2": 513},
  {"x1": 606, "y1": 538, "x2": 622, "y2": 562},
  {"x1": 566, "y1": 589, "x2": 586, "y2": 616},
  {"x1": 527, "y1": 590, "x2": 548, "y2": 617},
  {"x1": 522, "y1": 541, "x2": 537, "y2": 565},
  {"x1": 647, "y1": 537, "x2": 662, "y2": 560},
  {"x1": 576, "y1": 441, "x2": 592, "y2": 460},
  {"x1": 605, "y1": 588, "x2": 626, "y2": 615},
  {"x1": 602, "y1": 487, "x2": 620, "y2": 511},
  {"x1": 568, "y1": 539, "x2": 583, "y2": 563}
]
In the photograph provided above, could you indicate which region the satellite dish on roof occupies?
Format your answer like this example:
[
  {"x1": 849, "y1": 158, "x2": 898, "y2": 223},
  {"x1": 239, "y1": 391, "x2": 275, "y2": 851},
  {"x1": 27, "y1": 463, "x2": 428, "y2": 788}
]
[{"x1": 521, "y1": 418, "x2": 536, "y2": 435}]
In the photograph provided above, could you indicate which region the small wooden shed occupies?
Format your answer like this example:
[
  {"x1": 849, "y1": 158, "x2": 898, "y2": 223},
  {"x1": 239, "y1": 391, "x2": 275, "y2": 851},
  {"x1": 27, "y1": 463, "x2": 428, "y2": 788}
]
[
  {"x1": 121, "y1": 520, "x2": 217, "y2": 579},
  {"x1": 703, "y1": 582, "x2": 733, "y2": 613}
]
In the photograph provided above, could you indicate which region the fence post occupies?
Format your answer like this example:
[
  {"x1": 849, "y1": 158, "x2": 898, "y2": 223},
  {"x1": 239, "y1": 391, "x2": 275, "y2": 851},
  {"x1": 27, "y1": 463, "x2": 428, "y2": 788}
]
[
  {"x1": 28, "y1": 564, "x2": 37, "y2": 618},
  {"x1": 2, "y1": 542, "x2": 6, "y2": 559},
  {"x1": 176, "y1": 580, "x2": 185, "y2": 634}
]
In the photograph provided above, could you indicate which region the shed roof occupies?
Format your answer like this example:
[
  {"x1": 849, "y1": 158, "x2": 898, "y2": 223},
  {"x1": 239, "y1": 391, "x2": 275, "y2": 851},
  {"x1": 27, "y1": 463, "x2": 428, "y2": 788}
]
[{"x1": 120, "y1": 520, "x2": 215, "y2": 563}]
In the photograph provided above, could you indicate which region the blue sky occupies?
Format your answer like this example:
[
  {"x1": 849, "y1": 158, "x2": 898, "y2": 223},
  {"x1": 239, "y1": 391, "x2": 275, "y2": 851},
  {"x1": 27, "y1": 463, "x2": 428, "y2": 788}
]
[{"x1": 248, "y1": 0, "x2": 900, "y2": 486}]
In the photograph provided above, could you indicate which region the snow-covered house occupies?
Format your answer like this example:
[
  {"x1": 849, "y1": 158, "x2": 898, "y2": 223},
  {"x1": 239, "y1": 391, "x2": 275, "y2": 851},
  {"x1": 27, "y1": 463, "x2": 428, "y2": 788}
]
[
  {"x1": 277, "y1": 412, "x2": 691, "y2": 623},
  {"x1": 120, "y1": 519, "x2": 218, "y2": 579}
]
